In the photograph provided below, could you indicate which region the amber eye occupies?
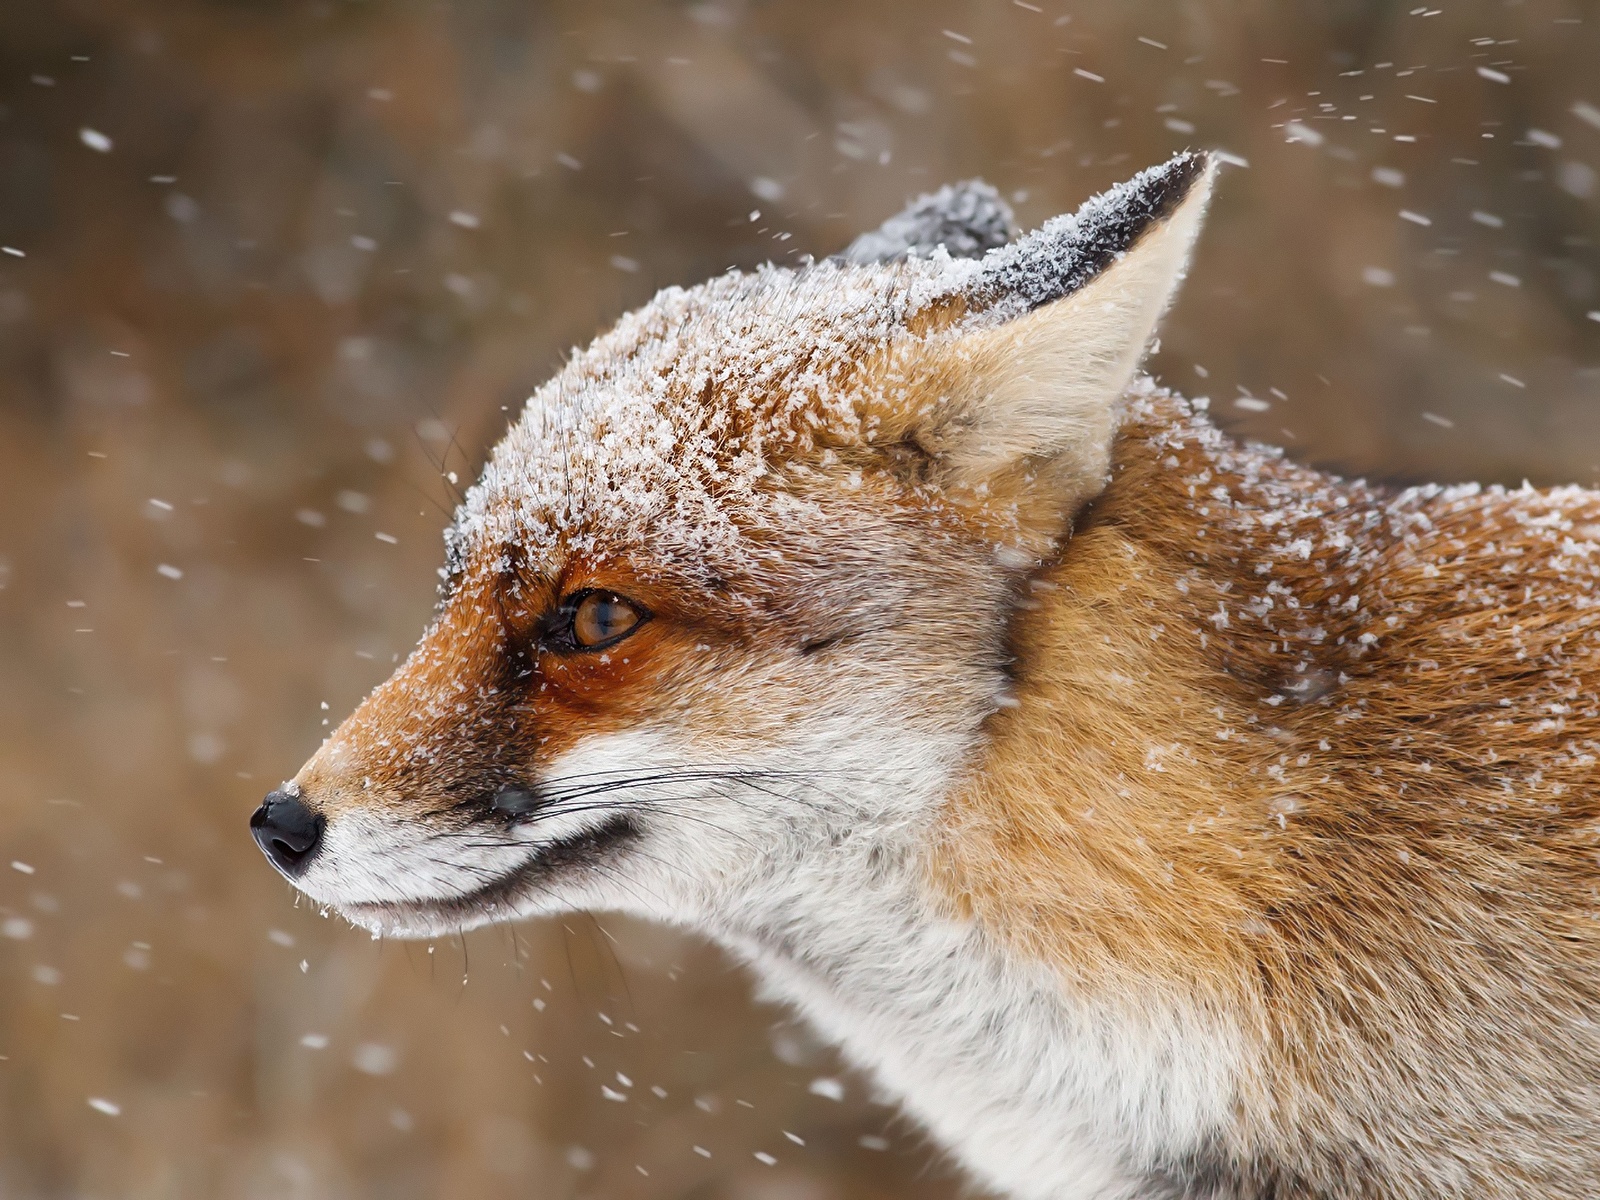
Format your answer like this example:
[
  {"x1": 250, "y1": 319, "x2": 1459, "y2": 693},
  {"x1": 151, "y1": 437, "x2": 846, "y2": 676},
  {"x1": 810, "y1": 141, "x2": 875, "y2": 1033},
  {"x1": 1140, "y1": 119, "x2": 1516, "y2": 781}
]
[{"x1": 567, "y1": 591, "x2": 647, "y2": 650}]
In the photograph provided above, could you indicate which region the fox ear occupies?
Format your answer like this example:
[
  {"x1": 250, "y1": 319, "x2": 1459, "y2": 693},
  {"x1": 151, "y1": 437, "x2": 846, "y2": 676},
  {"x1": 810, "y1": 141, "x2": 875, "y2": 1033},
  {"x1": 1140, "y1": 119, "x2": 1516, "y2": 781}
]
[
  {"x1": 902, "y1": 152, "x2": 1216, "y2": 555},
  {"x1": 842, "y1": 179, "x2": 1016, "y2": 264}
]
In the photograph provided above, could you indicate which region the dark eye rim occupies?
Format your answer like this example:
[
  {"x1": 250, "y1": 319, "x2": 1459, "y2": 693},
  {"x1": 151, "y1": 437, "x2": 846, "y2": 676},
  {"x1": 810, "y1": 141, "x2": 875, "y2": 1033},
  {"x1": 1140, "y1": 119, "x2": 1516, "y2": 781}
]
[{"x1": 540, "y1": 588, "x2": 651, "y2": 654}]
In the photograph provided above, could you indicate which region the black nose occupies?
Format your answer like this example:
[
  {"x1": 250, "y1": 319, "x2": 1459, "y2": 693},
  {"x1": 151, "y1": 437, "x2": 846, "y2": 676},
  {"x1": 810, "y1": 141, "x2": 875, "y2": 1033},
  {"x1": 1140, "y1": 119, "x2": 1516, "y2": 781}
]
[{"x1": 250, "y1": 790, "x2": 324, "y2": 879}]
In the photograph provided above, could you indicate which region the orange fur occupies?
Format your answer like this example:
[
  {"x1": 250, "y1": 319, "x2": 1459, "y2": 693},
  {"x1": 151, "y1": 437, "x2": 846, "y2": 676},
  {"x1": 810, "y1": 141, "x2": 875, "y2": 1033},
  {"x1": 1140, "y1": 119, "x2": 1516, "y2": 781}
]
[{"x1": 936, "y1": 389, "x2": 1600, "y2": 1194}]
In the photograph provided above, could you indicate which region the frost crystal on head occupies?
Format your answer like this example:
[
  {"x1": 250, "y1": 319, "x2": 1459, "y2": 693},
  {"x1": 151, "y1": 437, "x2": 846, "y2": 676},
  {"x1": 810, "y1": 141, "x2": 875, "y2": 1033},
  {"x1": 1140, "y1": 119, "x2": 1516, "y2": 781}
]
[
  {"x1": 841, "y1": 179, "x2": 1017, "y2": 265},
  {"x1": 447, "y1": 255, "x2": 980, "y2": 577}
]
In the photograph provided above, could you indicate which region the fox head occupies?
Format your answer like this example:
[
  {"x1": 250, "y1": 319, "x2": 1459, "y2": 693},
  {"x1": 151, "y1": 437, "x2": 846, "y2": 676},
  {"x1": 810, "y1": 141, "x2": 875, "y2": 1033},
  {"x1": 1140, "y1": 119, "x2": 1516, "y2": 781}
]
[{"x1": 251, "y1": 153, "x2": 1216, "y2": 939}]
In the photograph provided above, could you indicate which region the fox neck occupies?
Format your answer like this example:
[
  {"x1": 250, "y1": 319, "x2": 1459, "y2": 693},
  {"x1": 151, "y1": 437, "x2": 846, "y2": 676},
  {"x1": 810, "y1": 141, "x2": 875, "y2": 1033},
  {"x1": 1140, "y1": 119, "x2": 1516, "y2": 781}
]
[
  {"x1": 932, "y1": 390, "x2": 1301, "y2": 1010},
  {"x1": 693, "y1": 391, "x2": 1331, "y2": 1197},
  {"x1": 707, "y1": 808, "x2": 1241, "y2": 1200}
]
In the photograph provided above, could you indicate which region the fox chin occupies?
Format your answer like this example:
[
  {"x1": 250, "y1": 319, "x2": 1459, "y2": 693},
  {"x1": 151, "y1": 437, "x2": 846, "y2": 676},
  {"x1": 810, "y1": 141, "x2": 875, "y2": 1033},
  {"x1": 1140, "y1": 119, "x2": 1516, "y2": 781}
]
[{"x1": 251, "y1": 153, "x2": 1600, "y2": 1200}]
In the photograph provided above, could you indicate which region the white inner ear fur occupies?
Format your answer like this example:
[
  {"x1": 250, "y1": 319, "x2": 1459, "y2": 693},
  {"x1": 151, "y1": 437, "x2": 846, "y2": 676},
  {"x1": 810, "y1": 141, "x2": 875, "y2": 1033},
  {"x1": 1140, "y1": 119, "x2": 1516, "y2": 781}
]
[{"x1": 939, "y1": 160, "x2": 1217, "y2": 521}]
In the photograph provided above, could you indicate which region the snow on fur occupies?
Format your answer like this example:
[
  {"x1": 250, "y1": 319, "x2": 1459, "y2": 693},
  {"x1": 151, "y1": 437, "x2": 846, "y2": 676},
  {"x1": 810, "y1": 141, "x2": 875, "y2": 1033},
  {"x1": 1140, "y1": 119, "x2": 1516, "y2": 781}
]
[
  {"x1": 841, "y1": 178, "x2": 1016, "y2": 264},
  {"x1": 978, "y1": 151, "x2": 1206, "y2": 313},
  {"x1": 445, "y1": 257, "x2": 974, "y2": 582},
  {"x1": 446, "y1": 154, "x2": 1207, "y2": 583}
]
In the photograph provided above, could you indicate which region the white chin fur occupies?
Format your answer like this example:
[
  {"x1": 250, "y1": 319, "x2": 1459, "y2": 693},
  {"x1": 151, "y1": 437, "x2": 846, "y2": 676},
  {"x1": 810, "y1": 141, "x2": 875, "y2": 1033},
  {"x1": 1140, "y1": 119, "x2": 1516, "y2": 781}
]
[
  {"x1": 290, "y1": 718, "x2": 958, "y2": 936},
  {"x1": 288, "y1": 729, "x2": 731, "y2": 932},
  {"x1": 291, "y1": 808, "x2": 530, "y2": 910}
]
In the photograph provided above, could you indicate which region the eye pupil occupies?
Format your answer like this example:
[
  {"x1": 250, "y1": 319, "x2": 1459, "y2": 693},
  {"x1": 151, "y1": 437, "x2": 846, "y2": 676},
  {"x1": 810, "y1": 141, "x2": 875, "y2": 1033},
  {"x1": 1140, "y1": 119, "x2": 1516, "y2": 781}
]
[{"x1": 571, "y1": 592, "x2": 643, "y2": 649}]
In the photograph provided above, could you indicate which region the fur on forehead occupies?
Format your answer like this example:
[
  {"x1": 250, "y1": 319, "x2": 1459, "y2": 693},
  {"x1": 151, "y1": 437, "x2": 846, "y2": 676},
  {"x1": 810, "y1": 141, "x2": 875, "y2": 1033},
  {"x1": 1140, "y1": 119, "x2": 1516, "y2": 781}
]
[{"x1": 446, "y1": 253, "x2": 991, "y2": 582}]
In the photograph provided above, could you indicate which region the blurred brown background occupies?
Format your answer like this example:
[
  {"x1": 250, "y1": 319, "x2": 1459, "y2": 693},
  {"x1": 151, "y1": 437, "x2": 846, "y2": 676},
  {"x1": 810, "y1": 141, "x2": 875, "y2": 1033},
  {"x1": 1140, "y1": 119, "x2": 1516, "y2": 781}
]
[{"x1": 0, "y1": 0, "x2": 1597, "y2": 1196}]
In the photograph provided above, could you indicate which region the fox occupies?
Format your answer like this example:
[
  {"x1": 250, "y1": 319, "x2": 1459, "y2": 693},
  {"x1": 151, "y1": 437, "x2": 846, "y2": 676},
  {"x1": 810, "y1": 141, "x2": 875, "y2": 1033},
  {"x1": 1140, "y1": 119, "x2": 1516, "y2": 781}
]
[{"x1": 250, "y1": 151, "x2": 1600, "y2": 1200}]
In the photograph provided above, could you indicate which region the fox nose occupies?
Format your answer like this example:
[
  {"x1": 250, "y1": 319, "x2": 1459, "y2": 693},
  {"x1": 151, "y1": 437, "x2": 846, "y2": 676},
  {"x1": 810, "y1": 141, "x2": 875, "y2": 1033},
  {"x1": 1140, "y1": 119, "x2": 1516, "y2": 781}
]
[{"x1": 250, "y1": 790, "x2": 324, "y2": 879}]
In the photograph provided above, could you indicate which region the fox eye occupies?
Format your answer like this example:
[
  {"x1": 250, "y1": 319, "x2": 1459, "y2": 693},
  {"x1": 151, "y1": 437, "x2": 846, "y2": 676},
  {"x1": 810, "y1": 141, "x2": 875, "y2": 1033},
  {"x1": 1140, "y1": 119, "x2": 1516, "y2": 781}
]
[{"x1": 558, "y1": 590, "x2": 647, "y2": 651}]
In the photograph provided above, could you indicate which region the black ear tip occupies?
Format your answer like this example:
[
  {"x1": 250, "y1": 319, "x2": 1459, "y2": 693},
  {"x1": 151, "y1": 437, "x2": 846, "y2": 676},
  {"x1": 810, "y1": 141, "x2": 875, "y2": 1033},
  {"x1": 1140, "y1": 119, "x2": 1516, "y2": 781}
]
[
  {"x1": 1165, "y1": 149, "x2": 1210, "y2": 181},
  {"x1": 1143, "y1": 150, "x2": 1215, "y2": 217},
  {"x1": 972, "y1": 151, "x2": 1217, "y2": 313}
]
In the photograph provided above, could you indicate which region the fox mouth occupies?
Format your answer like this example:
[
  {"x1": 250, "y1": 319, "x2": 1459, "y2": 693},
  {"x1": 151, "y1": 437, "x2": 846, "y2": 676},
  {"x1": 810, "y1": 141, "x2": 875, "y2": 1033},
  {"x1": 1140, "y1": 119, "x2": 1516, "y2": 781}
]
[{"x1": 336, "y1": 815, "x2": 639, "y2": 937}]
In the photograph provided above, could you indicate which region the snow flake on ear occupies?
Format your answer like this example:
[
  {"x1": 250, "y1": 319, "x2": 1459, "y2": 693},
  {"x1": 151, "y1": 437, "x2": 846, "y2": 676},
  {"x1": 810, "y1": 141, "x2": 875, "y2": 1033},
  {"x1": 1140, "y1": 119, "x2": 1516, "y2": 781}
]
[
  {"x1": 438, "y1": 519, "x2": 470, "y2": 604},
  {"x1": 972, "y1": 151, "x2": 1210, "y2": 313},
  {"x1": 841, "y1": 179, "x2": 1017, "y2": 265}
]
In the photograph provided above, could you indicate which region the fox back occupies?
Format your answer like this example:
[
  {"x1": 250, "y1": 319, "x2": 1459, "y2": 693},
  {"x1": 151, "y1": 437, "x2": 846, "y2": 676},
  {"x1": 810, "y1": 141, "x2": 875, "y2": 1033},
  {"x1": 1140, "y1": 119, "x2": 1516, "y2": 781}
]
[{"x1": 251, "y1": 154, "x2": 1600, "y2": 1200}]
